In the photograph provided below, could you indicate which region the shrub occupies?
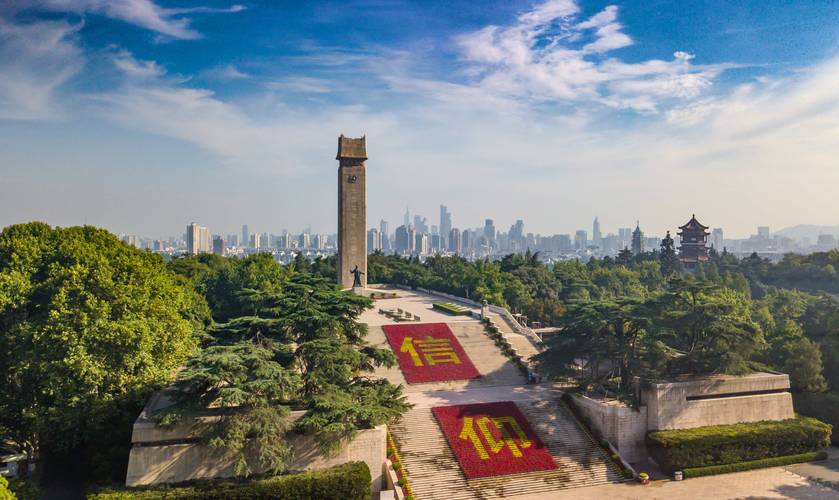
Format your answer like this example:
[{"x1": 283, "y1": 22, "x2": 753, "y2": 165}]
[
  {"x1": 682, "y1": 451, "x2": 827, "y2": 478},
  {"x1": 87, "y1": 461, "x2": 371, "y2": 500},
  {"x1": 647, "y1": 416, "x2": 832, "y2": 472},
  {"x1": 432, "y1": 302, "x2": 471, "y2": 316},
  {"x1": 794, "y1": 391, "x2": 839, "y2": 445}
]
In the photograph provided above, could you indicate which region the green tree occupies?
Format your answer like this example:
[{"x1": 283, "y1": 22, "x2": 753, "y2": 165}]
[
  {"x1": 657, "y1": 281, "x2": 763, "y2": 375},
  {"x1": 0, "y1": 223, "x2": 203, "y2": 473}
]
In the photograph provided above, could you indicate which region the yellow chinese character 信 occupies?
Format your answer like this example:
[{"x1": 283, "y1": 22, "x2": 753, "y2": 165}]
[{"x1": 400, "y1": 336, "x2": 462, "y2": 367}]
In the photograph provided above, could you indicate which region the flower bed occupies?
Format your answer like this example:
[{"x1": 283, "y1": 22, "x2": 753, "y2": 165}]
[
  {"x1": 432, "y1": 302, "x2": 472, "y2": 316},
  {"x1": 383, "y1": 323, "x2": 480, "y2": 384},
  {"x1": 432, "y1": 401, "x2": 558, "y2": 478},
  {"x1": 387, "y1": 431, "x2": 414, "y2": 499}
]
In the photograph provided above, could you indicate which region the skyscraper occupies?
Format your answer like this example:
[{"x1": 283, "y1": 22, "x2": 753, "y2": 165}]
[
  {"x1": 395, "y1": 225, "x2": 410, "y2": 254},
  {"x1": 367, "y1": 228, "x2": 382, "y2": 253},
  {"x1": 574, "y1": 230, "x2": 587, "y2": 250},
  {"x1": 592, "y1": 217, "x2": 602, "y2": 248},
  {"x1": 241, "y1": 224, "x2": 249, "y2": 248},
  {"x1": 449, "y1": 228, "x2": 462, "y2": 254},
  {"x1": 483, "y1": 219, "x2": 496, "y2": 248},
  {"x1": 186, "y1": 223, "x2": 210, "y2": 254},
  {"x1": 380, "y1": 219, "x2": 390, "y2": 251},
  {"x1": 212, "y1": 235, "x2": 225, "y2": 255},
  {"x1": 439, "y1": 205, "x2": 452, "y2": 248}
]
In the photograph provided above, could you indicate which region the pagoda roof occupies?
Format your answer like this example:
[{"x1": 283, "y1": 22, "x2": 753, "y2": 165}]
[
  {"x1": 679, "y1": 214, "x2": 709, "y2": 231},
  {"x1": 336, "y1": 135, "x2": 367, "y2": 160}
]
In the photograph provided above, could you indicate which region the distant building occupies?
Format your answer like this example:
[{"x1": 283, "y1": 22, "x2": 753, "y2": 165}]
[
  {"x1": 574, "y1": 230, "x2": 587, "y2": 250},
  {"x1": 212, "y1": 236, "x2": 225, "y2": 255},
  {"x1": 678, "y1": 214, "x2": 711, "y2": 269},
  {"x1": 367, "y1": 228, "x2": 382, "y2": 253},
  {"x1": 592, "y1": 217, "x2": 602, "y2": 248},
  {"x1": 439, "y1": 205, "x2": 452, "y2": 248},
  {"x1": 249, "y1": 233, "x2": 261, "y2": 250},
  {"x1": 415, "y1": 232, "x2": 429, "y2": 255},
  {"x1": 484, "y1": 219, "x2": 496, "y2": 248},
  {"x1": 298, "y1": 233, "x2": 310, "y2": 249},
  {"x1": 395, "y1": 225, "x2": 410, "y2": 254},
  {"x1": 449, "y1": 228, "x2": 462, "y2": 254},
  {"x1": 631, "y1": 222, "x2": 643, "y2": 255},
  {"x1": 757, "y1": 226, "x2": 770, "y2": 239},
  {"x1": 241, "y1": 224, "x2": 249, "y2": 248},
  {"x1": 186, "y1": 223, "x2": 210, "y2": 254},
  {"x1": 380, "y1": 220, "x2": 390, "y2": 252},
  {"x1": 711, "y1": 228, "x2": 724, "y2": 250}
]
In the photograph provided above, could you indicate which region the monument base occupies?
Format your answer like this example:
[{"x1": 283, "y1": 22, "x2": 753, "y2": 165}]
[{"x1": 353, "y1": 286, "x2": 367, "y2": 296}]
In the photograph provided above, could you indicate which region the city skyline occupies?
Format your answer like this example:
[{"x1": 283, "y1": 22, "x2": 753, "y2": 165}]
[{"x1": 2, "y1": 1, "x2": 839, "y2": 237}]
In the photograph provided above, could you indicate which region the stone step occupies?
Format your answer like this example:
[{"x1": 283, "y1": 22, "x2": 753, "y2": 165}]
[{"x1": 389, "y1": 398, "x2": 624, "y2": 499}]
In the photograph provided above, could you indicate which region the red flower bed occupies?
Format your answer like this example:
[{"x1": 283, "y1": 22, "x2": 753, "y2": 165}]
[
  {"x1": 432, "y1": 401, "x2": 558, "y2": 479},
  {"x1": 383, "y1": 323, "x2": 480, "y2": 384}
]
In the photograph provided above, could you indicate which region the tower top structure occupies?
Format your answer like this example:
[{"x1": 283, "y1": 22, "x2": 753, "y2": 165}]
[{"x1": 336, "y1": 134, "x2": 367, "y2": 161}]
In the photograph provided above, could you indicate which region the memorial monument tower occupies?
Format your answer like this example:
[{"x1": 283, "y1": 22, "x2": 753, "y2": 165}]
[{"x1": 336, "y1": 135, "x2": 367, "y2": 290}]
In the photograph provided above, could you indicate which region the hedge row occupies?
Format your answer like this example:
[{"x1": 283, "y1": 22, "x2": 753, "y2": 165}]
[
  {"x1": 88, "y1": 461, "x2": 371, "y2": 500},
  {"x1": 647, "y1": 416, "x2": 832, "y2": 472},
  {"x1": 794, "y1": 391, "x2": 839, "y2": 445},
  {"x1": 682, "y1": 451, "x2": 828, "y2": 478}
]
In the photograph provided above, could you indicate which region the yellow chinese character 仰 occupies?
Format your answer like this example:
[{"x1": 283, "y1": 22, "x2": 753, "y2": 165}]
[
  {"x1": 400, "y1": 336, "x2": 462, "y2": 367},
  {"x1": 458, "y1": 415, "x2": 533, "y2": 460}
]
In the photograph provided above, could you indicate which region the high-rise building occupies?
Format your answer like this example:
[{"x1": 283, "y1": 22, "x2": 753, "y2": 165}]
[
  {"x1": 367, "y1": 228, "x2": 382, "y2": 253},
  {"x1": 395, "y1": 225, "x2": 410, "y2": 254},
  {"x1": 298, "y1": 232, "x2": 310, "y2": 249},
  {"x1": 631, "y1": 222, "x2": 643, "y2": 255},
  {"x1": 574, "y1": 230, "x2": 587, "y2": 250},
  {"x1": 313, "y1": 234, "x2": 326, "y2": 250},
  {"x1": 212, "y1": 235, "x2": 225, "y2": 255},
  {"x1": 250, "y1": 233, "x2": 261, "y2": 250},
  {"x1": 186, "y1": 223, "x2": 210, "y2": 254},
  {"x1": 241, "y1": 224, "x2": 249, "y2": 248},
  {"x1": 336, "y1": 135, "x2": 367, "y2": 289},
  {"x1": 413, "y1": 215, "x2": 428, "y2": 234},
  {"x1": 593, "y1": 217, "x2": 602, "y2": 248},
  {"x1": 415, "y1": 232, "x2": 429, "y2": 255},
  {"x1": 757, "y1": 226, "x2": 770, "y2": 239},
  {"x1": 439, "y1": 205, "x2": 452, "y2": 248},
  {"x1": 483, "y1": 219, "x2": 496, "y2": 248},
  {"x1": 711, "y1": 228, "x2": 724, "y2": 250},
  {"x1": 449, "y1": 228, "x2": 462, "y2": 254},
  {"x1": 380, "y1": 219, "x2": 390, "y2": 251}
]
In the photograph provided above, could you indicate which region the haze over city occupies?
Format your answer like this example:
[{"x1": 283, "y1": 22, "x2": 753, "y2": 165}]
[{"x1": 2, "y1": 0, "x2": 839, "y2": 238}]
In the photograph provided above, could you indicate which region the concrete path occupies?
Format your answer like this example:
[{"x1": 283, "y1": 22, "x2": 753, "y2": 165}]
[
  {"x1": 359, "y1": 286, "x2": 479, "y2": 326},
  {"x1": 785, "y1": 446, "x2": 839, "y2": 492},
  {"x1": 504, "y1": 466, "x2": 839, "y2": 499}
]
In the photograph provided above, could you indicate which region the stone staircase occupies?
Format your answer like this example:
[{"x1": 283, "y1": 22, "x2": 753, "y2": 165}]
[
  {"x1": 485, "y1": 313, "x2": 542, "y2": 361},
  {"x1": 369, "y1": 320, "x2": 525, "y2": 391},
  {"x1": 390, "y1": 398, "x2": 625, "y2": 500}
]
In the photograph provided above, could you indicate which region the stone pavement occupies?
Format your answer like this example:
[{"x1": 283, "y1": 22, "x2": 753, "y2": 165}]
[
  {"x1": 785, "y1": 446, "x2": 839, "y2": 493},
  {"x1": 504, "y1": 466, "x2": 839, "y2": 499}
]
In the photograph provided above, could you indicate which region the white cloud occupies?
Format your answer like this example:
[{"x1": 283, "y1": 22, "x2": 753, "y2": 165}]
[
  {"x1": 201, "y1": 64, "x2": 249, "y2": 81},
  {"x1": 34, "y1": 0, "x2": 244, "y2": 40},
  {"x1": 112, "y1": 49, "x2": 165, "y2": 79},
  {"x1": 0, "y1": 17, "x2": 83, "y2": 120},
  {"x1": 455, "y1": 1, "x2": 725, "y2": 112}
]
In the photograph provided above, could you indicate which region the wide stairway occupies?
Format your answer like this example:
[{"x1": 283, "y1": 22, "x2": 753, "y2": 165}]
[{"x1": 390, "y1": 398, "x2": 625, "y2": 500}]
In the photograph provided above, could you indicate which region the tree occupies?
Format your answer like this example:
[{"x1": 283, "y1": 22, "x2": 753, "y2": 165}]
[
  {"x1": 657, "y1": 280, "x2": 763, "y2": 375},
  {"x1": 617, "y1": 248, "x2": 633, "y2": 267},
  {"x1": 535, "y1": 298, "x2": 654, "y2": 394},
  {"x1": 659, "y1": 231, "x2": 680, "y2": 276},
  {"x1": 0, "y1": 223, "x2": 203, "y2": 470},
  {"x1": 158, "y1": 271, "x2": 410, "y2": 475},
  {"x1": 765, "y1": 321, "x2": 827, "y2": 393},
  {"x1": 159, "y1": 342, "x2": 300, "y2": 476}
]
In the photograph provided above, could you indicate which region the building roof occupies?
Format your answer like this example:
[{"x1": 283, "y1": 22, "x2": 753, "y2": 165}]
[
  {"x1": 336, "y1": 135, "x2": 367, "y2": 160},
  {"x1": 679, "y1": 214, "x2": 709, "y2": 231}
]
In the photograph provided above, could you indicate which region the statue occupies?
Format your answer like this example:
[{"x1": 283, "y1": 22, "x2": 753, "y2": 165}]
[{"x1": 350, "y1": 265, "x2": 364, "y2": 288}]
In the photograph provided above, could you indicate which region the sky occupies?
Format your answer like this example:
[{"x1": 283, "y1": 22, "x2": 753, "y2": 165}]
[{"x1": 1, "y1": 0, "x2": 839, "y2": 239}]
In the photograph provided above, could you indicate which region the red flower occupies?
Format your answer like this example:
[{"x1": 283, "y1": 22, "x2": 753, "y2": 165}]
[
  {"x1": 383, "y1": 323, "x2": 480, "y2": 384},
  {"x1": 433, "y1": 401, "x2": 558, "y2": 479}
]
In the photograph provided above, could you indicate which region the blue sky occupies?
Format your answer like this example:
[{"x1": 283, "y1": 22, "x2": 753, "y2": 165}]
[{"x1": 2, "y1": 0, "x2": 839, "y2": 239}]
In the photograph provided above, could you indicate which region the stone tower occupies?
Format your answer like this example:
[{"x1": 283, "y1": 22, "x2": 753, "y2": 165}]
[{"x1": 336, "y1": 135, "x2": 367, "y2": 289}]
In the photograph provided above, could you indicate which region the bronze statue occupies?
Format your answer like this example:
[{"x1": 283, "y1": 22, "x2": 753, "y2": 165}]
[{"x1": 350, "y1": 265, "x2": 364, "y2": 288}]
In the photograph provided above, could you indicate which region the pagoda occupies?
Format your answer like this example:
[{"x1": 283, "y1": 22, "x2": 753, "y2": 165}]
[{"x1": 678, "y1": 214, "x2": 710, "y2": 269}]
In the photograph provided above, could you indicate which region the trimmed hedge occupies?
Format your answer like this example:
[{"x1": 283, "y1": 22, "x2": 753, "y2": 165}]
[
  {"x1": 682, "y1": 451, "x2": 828, "y2": 478},
  {"x1": 87, "y1": 461, "x2": 371, "y2": 500},
  {"x1": 647, "y1": 416, "x2": 832, "y2": 473},
  {"x1": 794, "y1": 391, "x2": 839, "y2": 445},
  {"x1": 432, "y1": 302, "x2": 471, "y2": 316}
]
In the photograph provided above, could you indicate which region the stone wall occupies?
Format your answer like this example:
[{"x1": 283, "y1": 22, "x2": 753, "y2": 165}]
[
  {"x1": 125, "y1": 393, "x2": 386, "y2": 491},
  {"x1": 570, "y1": 395, "x2": 648, "y2": 462},
  {"x1": 643, "y1": 372, "x2": 794, "y2": 431}
]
